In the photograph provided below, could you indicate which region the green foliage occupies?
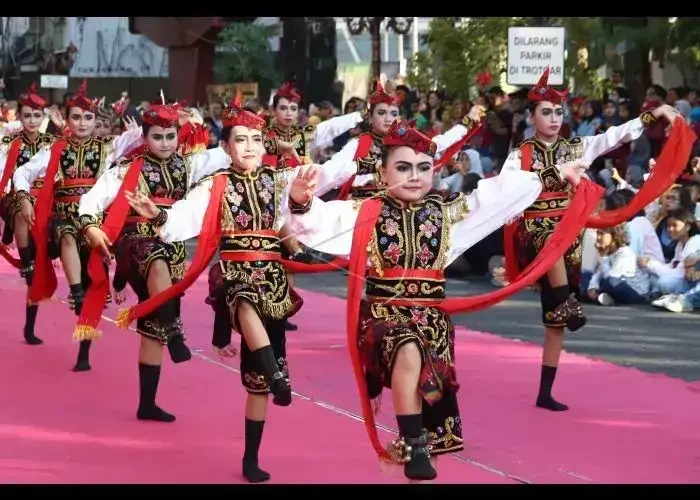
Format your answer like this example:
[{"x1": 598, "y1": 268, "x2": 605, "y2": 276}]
[
  {"x1": 667, "y1": 17, "x2": 700, "y2": 86},
  {"x1": 409, "y1": 17, "x2": 530, "y2": 99},
  {"x1": 214, "y1": 22, "x2": 281, "y2": 88}
]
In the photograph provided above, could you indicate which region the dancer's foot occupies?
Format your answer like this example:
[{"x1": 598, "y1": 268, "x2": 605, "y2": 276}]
[
  {"x1": 536, "y1": 395, "x2": 569, "y2": 411},
  {"x1": 137, "y1": 405, "x2": 176, "y2": 422},
  {"x1": 403, "y1": 435, "x2": 437, "y2": 481},
  {"x1": 242, "y1": 459, "x2": 271, "y2": 483},
  {"x1": 72, "y1": 360, "x2": 92, "y2": 372},
  {"x1": 271, "y1": 374, "x2": 292, "y2": 407},
  {"x1": 167, "y1": 334, "x2": 192, "y2": 364},
  {"x1": 24, "y1": 332, "x2": 43, "y2": 345}
]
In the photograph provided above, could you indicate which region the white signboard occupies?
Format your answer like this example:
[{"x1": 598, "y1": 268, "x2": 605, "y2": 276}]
[
  {"x1": 40, "y1": 74, "x2": 69, "y2": 89},
  {"x1": 507, "y1": 27, "x2": 565, "y2": 86},
  {"x1": 67, "y1": 17, "x2": 168, "y2": 78}
]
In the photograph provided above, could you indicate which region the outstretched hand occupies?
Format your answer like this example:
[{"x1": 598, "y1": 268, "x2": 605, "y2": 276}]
[
  {"x1": 290, "y1": 165, "x2": 319, "y2": 206},
  {"x1": 124, "y1": 190, "x2": 160, "y2": 219}
]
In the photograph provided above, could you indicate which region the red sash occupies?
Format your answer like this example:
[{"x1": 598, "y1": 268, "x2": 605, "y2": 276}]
[{"x1": 73, "y1": 157, "x2": 145, "y2": 340}]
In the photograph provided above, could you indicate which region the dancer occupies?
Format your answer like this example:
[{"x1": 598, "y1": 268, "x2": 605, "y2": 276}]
[
  {"x1": 315, "y1": 82, "x2": 484, "y2": 200},
  {"x1": 12, "y1": 80, "x2": 143, "y2": 371},
  {"x1": 501, "y1": 67, "x2": 682, "y2": 411},
  {"x1": 285, "y1": 119, "x2": 590, "y2": 480},
  {"x1": 118, "y1": 96, "x2": 302, "y2": 482},
  {"x1": 76, "y1": 100, "x2": 223, "y2": 421},
  {"x1": 0, "y1": 83, "x2": 53, "y2": 345},
  {"x1": 263, "y1": 81, "x2": 363, "y2": 331}
]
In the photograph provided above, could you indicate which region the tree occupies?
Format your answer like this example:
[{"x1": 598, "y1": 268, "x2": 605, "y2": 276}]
[
  {"x1": 214, "y1": 21, "x2": 281, "y2": 90},
  {"x1": 667, "y1": 17, "x2": 700, "y2": 88},
  {"x1": 407, "y1": 17, "x2": 531, "y2": 99}
]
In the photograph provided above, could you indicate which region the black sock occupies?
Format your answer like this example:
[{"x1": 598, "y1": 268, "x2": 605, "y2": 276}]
[
  {"x1": 251, "y1": 345, "x2": 291, "y2": 406},
  {"x1": 396, "y1": 414, "x2": 437, "y2": 480},
  {"x1": 242, "y1": 418, "x2": 270, "y2": 483},
  {"x1": 137, "y1": 363, "x2": 175, "y2": 422},
  {"x1": 23, "y1": 305, "x2": 42, "y2": 345},
  {"x1": 69, "y1": 283, "x2": 84, "y2": 315},
  {"x1": 536, "y1": 365, "x2": 569, "y2": 411},
  {"x1": 73, "y1": 340, "x2": 92, "y2": 371}
]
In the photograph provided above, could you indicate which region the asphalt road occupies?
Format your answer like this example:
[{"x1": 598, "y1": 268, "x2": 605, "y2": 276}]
[
  {"x1": 293, "y1": 270, "x2": 700, "y2": 383},
  {"x1": 184, "y1": 239, "x2": 699, "y2": 382}
]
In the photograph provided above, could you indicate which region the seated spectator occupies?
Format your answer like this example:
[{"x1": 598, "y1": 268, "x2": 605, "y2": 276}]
[
  {"x1": 652, "y1": 250, "x2": 700, "y2": 313},
  {"x1": 587, "y1": 224, "x2": 651, "y2": 306},
  {"x1": 640, "y1": 209, "x2": 700, "y2": 296},
  {"x1": 606, "y1": 189, "x2": 665, "y2": 262}
]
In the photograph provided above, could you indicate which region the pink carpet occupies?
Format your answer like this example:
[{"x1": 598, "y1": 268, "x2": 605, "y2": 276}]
[{"x1": 1, "y1": 259, "x2": 699, "y2": 483}]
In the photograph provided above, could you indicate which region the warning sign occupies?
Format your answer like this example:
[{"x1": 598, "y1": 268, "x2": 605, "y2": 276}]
[{"x1": 507, "y1": 27, "x2": 566, "y2": 86}]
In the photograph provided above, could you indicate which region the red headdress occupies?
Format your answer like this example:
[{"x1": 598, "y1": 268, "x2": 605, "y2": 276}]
[
  {"x1": 222, "y1": 88, "x2": 266, "y2": 130},
  {"x1": 275, "y1": 82, "x2": 301, "y2": 103},
  {"x1": 383, "y1": 119, "x2": 437, "y2": 157},
  {"x1": 368, "y1": 81, "x2": 399, "y2": 108},
  {"x1": 66, "y1": 79, "x2": 99, "y2": 112},
  {"x1": 19, "y1": 82, "x2": 47, "y2": 110},
  {"x1": 527, "y1": 67, "x2": 568, "y2": 105},
  {"x1": 142, "y1": 103, "x2": 180, "y2": 129}
]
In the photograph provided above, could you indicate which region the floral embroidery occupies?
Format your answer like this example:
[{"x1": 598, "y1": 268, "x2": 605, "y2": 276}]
[
  {"x1": 410, "y1": 309, "x2": 429, "y2": 326},
  {"x1": 261, "y1": 212, "x2": 273, "y2": 227},
  {"x1": 226, "y1": 190, "x2": 243, "y2": 206},
  {"x1": 383, "y1": 242, "x2": 403, "y2": 265},
  {"x1": 416, "y1": 243, "x2": 434, "y2": 267},
  {"x1": 235, "y1": 211, "x2": 253, "y2": 228},
  {"x1": 236, "y1": 182, "x2": 245, "y2": 193},
  {"x1": 385, "y1": 219, "x2": 399, "y2": 236},
  {"x1": 419, "y1": 220, "x2": 437, "y2": 238},
  {"x1": 250, "y1": 268, "x2": 265, "y2": 282}
]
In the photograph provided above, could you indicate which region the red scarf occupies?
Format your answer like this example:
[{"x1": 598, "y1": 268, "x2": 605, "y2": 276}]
[
  {"x1": 0, "y1": 138, "x2": 24, "y2": 269},
  {"x1": 504, "y1": 118, "x2": 696, "y2": 282},
  {"x1": 73, "y1": 157, "x2": 144, "y2": 340},
  {"x1": 28, "y1": 139, "x2": 67, "y2": 303},
  {"x1": 116, "y1": 172, "x2": 353, "y2": 327},
  {"x1": 347, "y1": 178, "x2": 604, "y2": 460}
]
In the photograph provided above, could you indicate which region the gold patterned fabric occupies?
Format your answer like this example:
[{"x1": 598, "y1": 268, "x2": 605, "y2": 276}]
[
  {"x1": 349, "y1": 131, "x2": 385, "y2": 200},
  {"x1": 105, "y1": 152, "x2": 190, "y2": 342},
  {"x1": 263, "y1": 124, "x2": 314, "y2": 167},
  {"x1": 513, "y1": 137, "x2": 584, "y2": 326},
  {"x1": 205, "y1": 166, "x2": 303, "y2": 394},
  {"x1": 48, "y1": 137, "x2": 111, "y2": 259},
  {"x1": 0, "y1": 132, "x2": 54, "y2": 244},
  {"x1": 358, "y1": 192, "x2": 468, "y2": 456}
]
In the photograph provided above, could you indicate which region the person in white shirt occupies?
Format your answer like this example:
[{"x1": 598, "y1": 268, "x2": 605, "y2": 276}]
[
  {"x1": 587, "y1": 224, "x2": 650, "y2": 306},
  {"x1": 639, "y1": 209, "x2": 700, "y2": 295},
  {"x1": 606, "y1": 189, "x2": 665, "y2": 262}
]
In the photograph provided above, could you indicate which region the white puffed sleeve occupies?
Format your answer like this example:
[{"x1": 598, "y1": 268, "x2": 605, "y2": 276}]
[
  {"x1": 311, "y1": 112, "x2": 364, "y2": 151},
  {"x1": 286, "y1": 197, "x2": 360, "y2": 258},
  {"x1": 78, "y1": 166, "x2": 123, "y2": 217},
  {"x1": 581, "y1": 118, "x2": 645, "y2": 164},
  {"x1": 12, "y1": 146, "x2": 52, "y2": 193},
  {"x1": 157, "y1": 177, "x2": 214, "y2": 243},
  {"x1": 432, "y1": 123, "x2": 470, "y2": 157},
  {"x1": 0, "y1": 145, "x2": 9, "y2": 194},
  {"x1": 445, "y1": 168, "x2": 542, "y2": 266},
  {"x1": 0, "y1": 121, "x2": 23, "y2": 138},
  {"x1": 105, "y1": 126, "x2": 144, "y2": 167},
  {"x1": 314, "y1": 137, "x2": 360, "y2": 195},
  {"x1": 187, "y1": 147, "x2": 231, "y2": 185}
]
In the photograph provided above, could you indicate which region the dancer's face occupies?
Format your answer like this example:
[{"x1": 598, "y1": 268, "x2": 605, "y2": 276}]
[
  {"x1": 94, "y1": 118, "x2": 111, "y2": 138},
  {"x1": 533, "y1": 101, "x2": 563, "y2": 139},
  {"x1": 67, "y1": 107, "x2": 96, "y2": 139},
  {"x1": 145, "y1": 125, "x2": 178, "y2": 160},
  {"x1": 19, "y1": 105, "x2": 43, "y2": 135},
  {"x1": 371, "y1": 103, "x2": 400, "y2": 135},
  {"x1": 226, "y1": 125, "x2": 263, "y2": 171},
  {"x1": 382, "y1": 146, "x2": 434, "y2": 203},
  {"x1": 274, "y1": 98, "x2": 299, "y2": 128}
]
